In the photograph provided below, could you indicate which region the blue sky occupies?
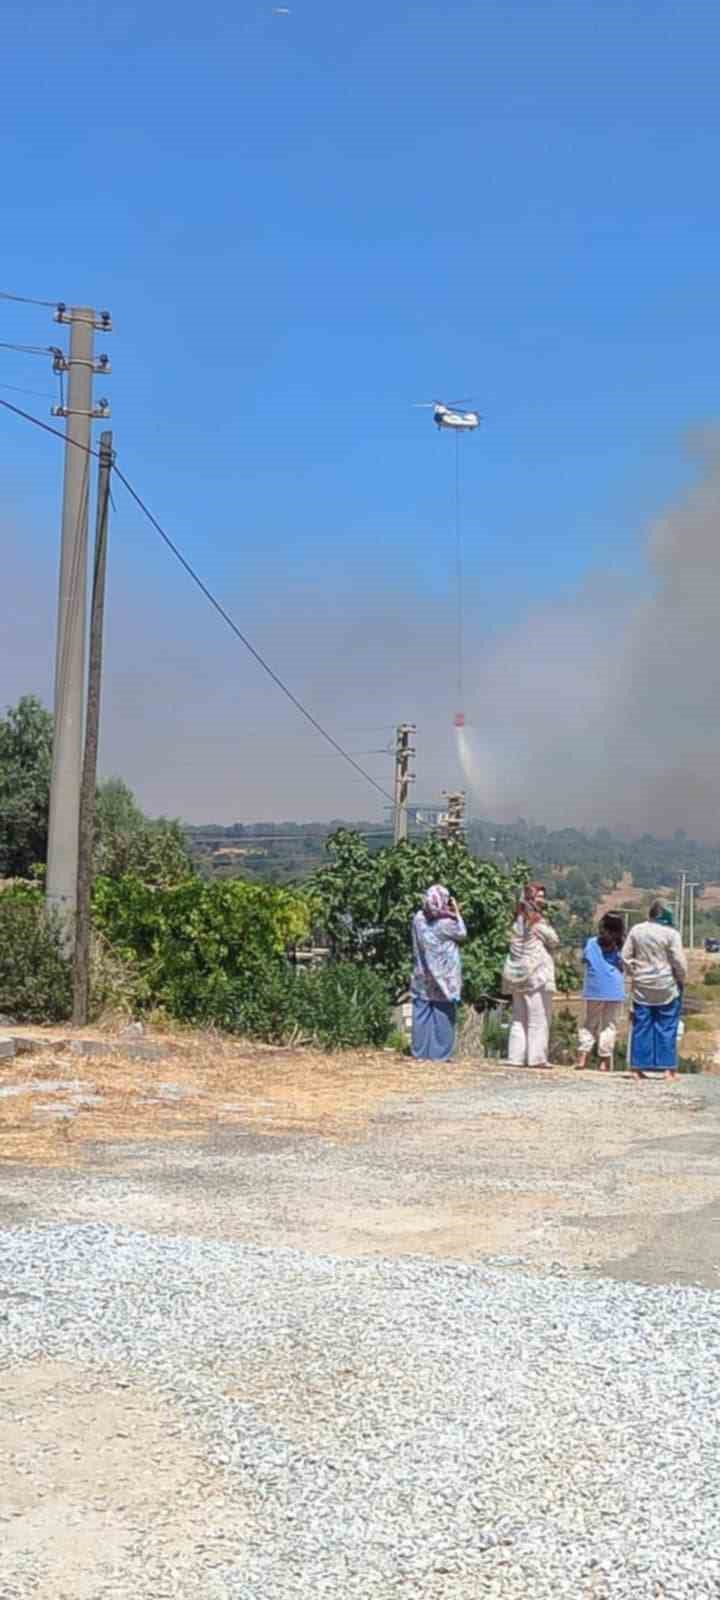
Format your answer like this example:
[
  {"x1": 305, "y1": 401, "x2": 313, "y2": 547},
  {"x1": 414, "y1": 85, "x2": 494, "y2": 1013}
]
[{"x1": 2, "y1": 0, "x2": 719, "y2": 824}]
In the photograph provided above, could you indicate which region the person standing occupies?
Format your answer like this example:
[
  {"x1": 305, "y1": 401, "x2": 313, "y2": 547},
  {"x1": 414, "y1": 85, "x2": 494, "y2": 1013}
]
[
  {"x1": 577, "y1": 912, "x2": 626, "y2": 1071},
  {"x1": 503, "y1": 884, "x2": 559, "y2": 1069},
  {"x1": 622, "y1": 901, "x2": 687, "y2": 1080},
  {"x1": 410, "y1": 884, "x2": 467, "y2": 1061}
]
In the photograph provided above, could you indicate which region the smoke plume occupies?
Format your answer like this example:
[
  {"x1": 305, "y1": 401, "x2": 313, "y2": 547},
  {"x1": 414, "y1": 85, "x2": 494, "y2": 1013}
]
[
  {"x1": 464, "y1": 426, "x2": 720, "y2": 837},
  {"x1": 4, "y1": 428, "x2": 720, "y2": 836}
]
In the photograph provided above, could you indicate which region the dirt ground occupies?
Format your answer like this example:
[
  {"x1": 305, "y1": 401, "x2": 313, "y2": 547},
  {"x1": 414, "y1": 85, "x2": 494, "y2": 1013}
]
[
  {"x1": 3, "y1": 1029, "x2": 720, "y2": 1597},
  {"x1": 0, "y1": 1026, "x2": 483, "y2": 1167},
  {"x1": 2, "y1": 1023, "x2": 720, "y2": 1282}
]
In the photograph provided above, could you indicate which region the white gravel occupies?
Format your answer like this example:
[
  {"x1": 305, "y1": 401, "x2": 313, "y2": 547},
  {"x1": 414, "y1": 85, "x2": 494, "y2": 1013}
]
[{"x1": 2, "y1": 1221, "x2": 720, "y2": 1598}]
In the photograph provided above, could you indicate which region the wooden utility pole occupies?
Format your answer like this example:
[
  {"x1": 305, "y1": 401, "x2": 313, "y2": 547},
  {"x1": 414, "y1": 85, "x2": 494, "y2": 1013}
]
[
  {"x1": 73, "y1": 431, "x2": 113, "y2": 1025},
  {"x1": 393, "y1": 723, "x2": 416, "y2": 844}
]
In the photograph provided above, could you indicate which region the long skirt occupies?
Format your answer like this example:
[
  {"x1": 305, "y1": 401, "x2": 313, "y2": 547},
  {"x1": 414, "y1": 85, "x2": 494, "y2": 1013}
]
[
  {"x1": 508, "y1": 989, "x2": 553, "y2": 1067},
  {"x1": 629, "y1": 996, "x2": 682, "y2": 1070},
  {"x1": 411, "y1": 998, "x2": 457, "y2": 1061}
]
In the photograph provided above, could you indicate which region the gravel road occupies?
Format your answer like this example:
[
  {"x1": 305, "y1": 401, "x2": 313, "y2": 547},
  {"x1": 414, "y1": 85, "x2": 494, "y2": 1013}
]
[{"x1": 2, "y1": 1064, "x2": 720, "y2": 1598}]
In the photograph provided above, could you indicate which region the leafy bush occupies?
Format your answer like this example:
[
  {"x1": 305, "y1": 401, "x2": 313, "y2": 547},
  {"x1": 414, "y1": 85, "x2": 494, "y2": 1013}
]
[
  {"x1": 92, "y1": 875, "x2": 313, "y2": 1022},
  {"x1": 205, "y1": 961, "x2": 391, "y2": 1050},
  {"x1": 0, "y1": 886, "x2": 71, "y2": 1022},
  {"x1": 549, "y1": 1006, "x2": 579, "y2": 1064},
  {"x1": 293, "y1": 964, "x2": 391, "y2": 1049},
  {"x1": 481, "y1": 1009, "x2": 511, "y2": 1059},
  {"x1": 555, "y1": 953, "x2": 582, "y2": 993},
  {"x1": 703, "y1": 966, "x2": 720, "y2": 986}
]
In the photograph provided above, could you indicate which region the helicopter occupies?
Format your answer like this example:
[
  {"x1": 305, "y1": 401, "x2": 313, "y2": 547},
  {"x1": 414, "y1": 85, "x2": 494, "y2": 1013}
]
[{"x1": 415, "y1": 400, "x2": 481, "y2": 432}]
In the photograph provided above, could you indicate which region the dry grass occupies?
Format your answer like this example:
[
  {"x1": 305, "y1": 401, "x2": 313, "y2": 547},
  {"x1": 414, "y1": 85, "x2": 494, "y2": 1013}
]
[{"x1": 0, "y1": 1026, "x2": 480, "y2": 1170}]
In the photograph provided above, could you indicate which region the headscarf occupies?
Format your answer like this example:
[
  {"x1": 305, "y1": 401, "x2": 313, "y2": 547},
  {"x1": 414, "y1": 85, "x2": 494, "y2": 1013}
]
[
  {"x1": 516, "y1": 882, "x2": 545, "y2": 923},
  {"x1": 423, "y1": 883, "x2": 451, "y2": 919}
]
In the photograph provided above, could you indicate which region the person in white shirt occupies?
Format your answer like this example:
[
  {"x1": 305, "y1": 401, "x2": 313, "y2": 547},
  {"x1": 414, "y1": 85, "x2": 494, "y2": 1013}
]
[
  {"x1": 503, "y1": 883, "x2": 560, "y2": 1069},
  {"x1": 622, "y1": 901, "x2": 687, "y2": 1081}
]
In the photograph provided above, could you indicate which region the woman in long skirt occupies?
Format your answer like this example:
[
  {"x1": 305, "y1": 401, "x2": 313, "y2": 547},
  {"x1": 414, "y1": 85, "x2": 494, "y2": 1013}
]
[
  {"x1": 410, "y1": 885, "x2": 467, "y2": 1061},
  {"x1": 622, "y1": 901, "x2": 687, "y2": 1080},
  {"x1": 503, "y1": 884, "x2": 560, "y2": 1069}
]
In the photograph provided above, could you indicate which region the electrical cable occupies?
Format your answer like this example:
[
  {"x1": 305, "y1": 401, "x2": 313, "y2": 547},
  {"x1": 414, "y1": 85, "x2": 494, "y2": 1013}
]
[
  {"x1": 112, "y1": 464, "x2": 395, "y2": 805},
  {"x1": 0, "y1": 393, "x2": 395, "y2": 807},
  {"x1": 454, "y1": 429, "x2": 464, "y2": 711},
  {"x1": 0, "y1": 380, "x2": 55, "y2": 401},
  {"x1": 0, "y1": 340, "x2": 56, "y2": 357},
  {"x1": 0, "y1": 395, "x2": 98, "y2": 456},
  {"x1": 0, "y1": 289, "x2": 60, "y2": 308}
]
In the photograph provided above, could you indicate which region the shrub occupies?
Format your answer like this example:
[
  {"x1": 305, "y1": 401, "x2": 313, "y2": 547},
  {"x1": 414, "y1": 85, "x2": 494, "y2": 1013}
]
[
  {"x1": 481, "y1": 1009, "x2": 511, "y2": 1060},
  {"x1": 703, "y1": 967, "x2": 720, "y2": 987},
  {"x1": 292, "y1": 964, "x2": 391, "y2": 1049},
  {"x1": 549, "y1": 1006, "x2": 578, "y2": 1064},
  {"x1": 211, "y1": 962, "x2": 391, "y2": 1050},
  {"x1": 555, "y1": 953, "x2": 582, "y2": 993},
  {"x1": 92, "y1": 875, "x2": 312, "y2": 1020},
  {"x1": 0, "y1": 886, "x2": 71, "y2": 1022}
]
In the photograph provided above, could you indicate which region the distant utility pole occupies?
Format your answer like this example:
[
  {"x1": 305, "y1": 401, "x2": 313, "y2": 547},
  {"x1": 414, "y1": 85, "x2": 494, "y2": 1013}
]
[
  {"x1": 393, "y1": 723, "x2": 416, "y2": 844},
  {"x1": 73, "y1": 431, "x2": 113, "y2": 1025},
  {"x1": 442, "y1": 790, "x2": 466, "y2": 843},
  {"x1": 46, "y1": 306, "x2": 112, "y2": 943},
  {"x1": 677, "y1": 871, "x2": 687, "y2": 945},
  {"x1": 687, "y1": 882, "x2": 700, "y2": 952}
]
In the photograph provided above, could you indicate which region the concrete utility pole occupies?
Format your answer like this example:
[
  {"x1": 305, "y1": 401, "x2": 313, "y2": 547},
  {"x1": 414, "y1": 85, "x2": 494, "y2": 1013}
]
[
  {"x1": 687, "y1": 883, "x2": 700, "y2": 952},
  {"x1": 393, "y1": 723, "x2": 416, "y2": 844},
  {"x1": 46, "y1": 306, "x2": 111, "y2": 942},
  {"x1": 73, "y1": 432, "x2": 113, "y2": 1024},
  {"x1": 677, "y1": 872, "x2": 687, "y2": 945},
  {"x1": 442, "y1": 791, "x2": 466, "y2": 843}
]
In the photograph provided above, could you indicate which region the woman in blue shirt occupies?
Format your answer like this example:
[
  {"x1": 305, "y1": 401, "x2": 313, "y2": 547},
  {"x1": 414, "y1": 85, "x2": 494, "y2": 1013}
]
[{"x1": 577, "y1": 912, "x2": 625, "y2": 1071}]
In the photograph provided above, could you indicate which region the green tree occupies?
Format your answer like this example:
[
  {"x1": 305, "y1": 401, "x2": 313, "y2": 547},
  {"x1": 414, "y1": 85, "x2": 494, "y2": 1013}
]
[
  {"x1": 0, "y1": 696, "x2": 53, "y2": 878},
  {"x1": 94, "y1": 777, "x2": 194, "y2": 887},
  {"x1": 313, "y1": 829, "x2": 527, "y2": 1003}
]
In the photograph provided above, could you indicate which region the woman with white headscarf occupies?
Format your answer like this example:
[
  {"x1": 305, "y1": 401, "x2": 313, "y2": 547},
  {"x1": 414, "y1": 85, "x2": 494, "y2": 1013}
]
[
  {"x1": 410, "y1": 884, "x2": 467, "y2": 1061},
  {"x1": 503, "y1": 883, "x2": 559, "y2": 1069}
]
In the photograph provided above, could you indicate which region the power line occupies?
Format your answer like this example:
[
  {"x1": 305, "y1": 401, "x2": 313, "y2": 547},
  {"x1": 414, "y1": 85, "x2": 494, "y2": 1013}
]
[
  {"x1": 0, "y1": 393, "x2": 395, "y2": 808},
  {"x1": 112, "y1": 465, "x2": 395, "y2": 805},
  {"x1": 0, "y1": 340, "x2": 56, "y2": 357},
  {"x1": 0, "y1": 289, "x2": 60, "y2": 308},
  {"x1": 454, "y1": 430, "x2": 464, "y2": 709},
  {"x1": 0, "y1": 380, "x2": 55, "y2": 401},
  {"x1": 0, "y1": 395, "x2": 99, "y2": 456}
]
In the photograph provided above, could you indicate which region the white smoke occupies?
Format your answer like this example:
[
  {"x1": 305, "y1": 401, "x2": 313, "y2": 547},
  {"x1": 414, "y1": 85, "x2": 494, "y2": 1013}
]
[{"x1": 464, "y1": 426, "x2": 720, "y2": 836}]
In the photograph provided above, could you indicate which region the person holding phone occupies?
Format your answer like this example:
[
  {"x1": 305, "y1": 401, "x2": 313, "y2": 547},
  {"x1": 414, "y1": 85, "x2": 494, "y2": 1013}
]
[
  {"x1": 503, "y1": 883, "x2": 559, "y2": 1068},
  {"x1": 410, "y1": 884, "x2": 467, "y2": 1061}
]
